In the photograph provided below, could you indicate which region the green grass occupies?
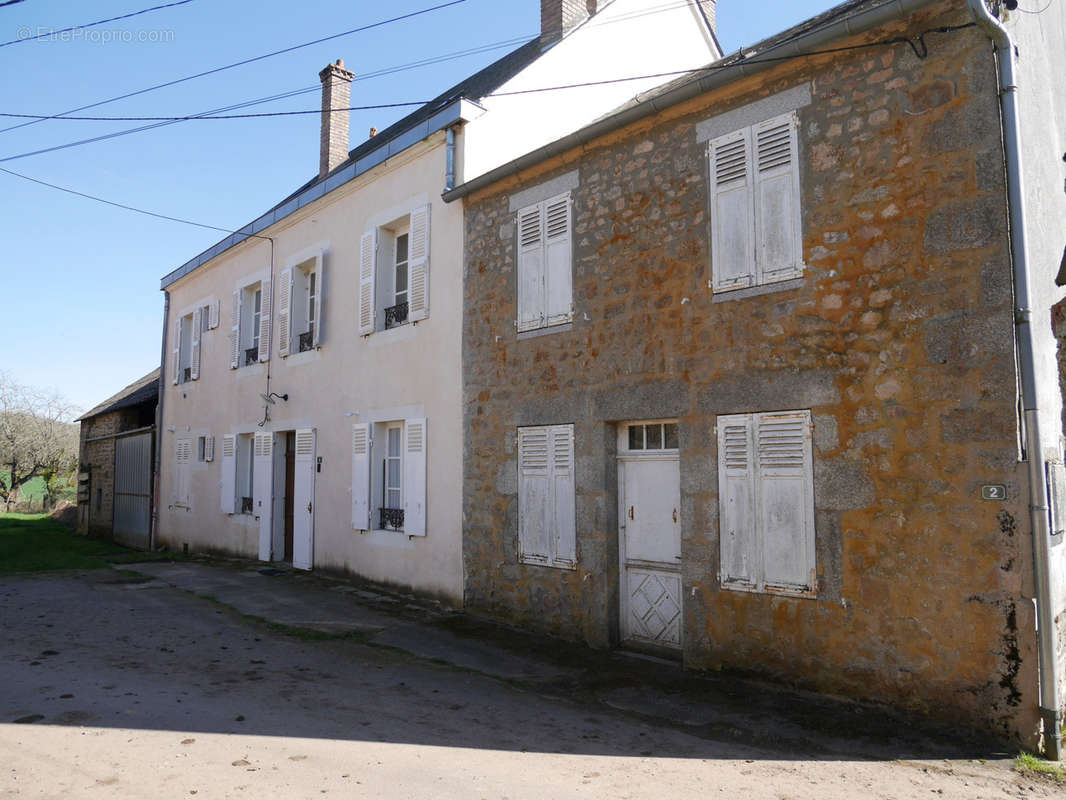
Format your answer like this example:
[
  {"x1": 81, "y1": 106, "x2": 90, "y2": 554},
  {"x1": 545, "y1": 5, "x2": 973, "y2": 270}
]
[
  {"x1": 1, "y1": 473, "x2": 76, "y2": 506},
  {"x1": 1015, "y1": 752, "x2": 1066, "y2": 784},
  {"x1": 0, "y1": 513, "x2": 136, "y2": 574}
]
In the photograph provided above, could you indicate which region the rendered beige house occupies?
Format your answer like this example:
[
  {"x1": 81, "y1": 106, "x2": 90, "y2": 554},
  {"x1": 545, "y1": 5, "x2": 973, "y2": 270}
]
[{"x1": 156, "y1": 0, "x2": 721, "y2": 603}]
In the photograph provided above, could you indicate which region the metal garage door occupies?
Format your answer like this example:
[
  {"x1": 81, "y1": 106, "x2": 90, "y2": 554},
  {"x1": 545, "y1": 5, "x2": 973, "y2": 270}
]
[{"x1": 114, "y1": 431, "x2": 152, "y2": 550}]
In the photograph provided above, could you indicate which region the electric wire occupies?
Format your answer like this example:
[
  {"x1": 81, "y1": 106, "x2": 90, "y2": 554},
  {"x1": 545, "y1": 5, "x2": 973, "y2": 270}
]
[{"x1": 0, "y1": 0, "x2": 195, "y2": 49}]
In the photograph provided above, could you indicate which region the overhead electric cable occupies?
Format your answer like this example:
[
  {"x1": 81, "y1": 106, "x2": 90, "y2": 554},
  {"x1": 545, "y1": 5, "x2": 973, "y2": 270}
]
[{"x1": 0, "y1": 0, "x2": 195, "y2": 49}]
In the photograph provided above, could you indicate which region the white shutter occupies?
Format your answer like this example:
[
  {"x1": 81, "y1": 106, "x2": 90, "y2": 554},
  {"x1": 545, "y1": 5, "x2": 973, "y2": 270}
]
[
  {"x1": 518, "y1": 426, "x2": 552, "y2": 564},
  {"x1": 220, "y1": 434, "x2": 236, "y2": 513},
  {"x1": 172, "y1": 317, "x2": 181, "y2": 384},
  {"x1": 709, "y1": 127, "x2": 756, "y2": 291},
  {"x1": 754, "y1": 112, "x2": 803, "y2": 283},
  {"x1": 229, "y1": 290, "x2": 241, "y2": 369},
  {"x1": 407, "y1": 205, "x2": 430, "y2": 322},
  {"x1": 756, "y1": 410, "x2": 814, "y2": 592},
  {"x1": 359, "y1": 230, "x2": 377, "y2": 335},
  {"x1": 190, "y1": 308, "x2": 201, "y2": 380},
  {"x1": 253, "y1": 432, "x2": 274, "y2": 561},
  {"x1": 209, "y1": 298, "x2": 220, "y2": 330},
  {"x1": 717, "y1": 414, "x2": 756, "y2": 588},
  {"x1": 174, "y1": 438, "x2": 192, "y2": 507},
  {"x1": 277, "y1": 267, "x2": 292, "y2": 358},
  {"x1": 292, "y1": 428, "x2": 316, "y2": 570},
  {"x1": 312, "y1": 254, "x2": 324, "y2": 347},
  {"x1": 516, "y1": 204, "x2": 545, "y2": 332},
  {"x1": 257, "y1": 278, "x2": 272, "y2": 363},
  {"x1": 403, "y1": 418, "x2": 427, "y2": 537},
  {"x1": 550, "y1": 424, "x2": 576, "y2": 566},
  {"x1": 204, "y1": 435, "x2": 215, "y2": 463},
  {"x1": 351, "y1": 423, "x2": 372, "y2": 529},
  {"x1": 544, "y1": 193, "x2": 573, "y2": 326}
]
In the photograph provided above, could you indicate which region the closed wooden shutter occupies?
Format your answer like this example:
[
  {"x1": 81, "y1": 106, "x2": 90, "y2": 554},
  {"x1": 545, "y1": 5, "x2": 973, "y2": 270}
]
[
  {"x1": 351, "y1": 423, "x2": 371, "y2": 529},
  {"x1": 277, "y1": 267, "x2": 292, "y2": 358},
  {"x1": 709, "y1": 127, "x2": 756, "y2": 291},
  {"x1": 293, "y1": 428, "x2": 315, "y2": 570},
  {"x1": 550, "y1": 424, "x2": 576, "y2": 567},
  {"x1": 717, "y1": 414, "x2": 756, "y2": 588},
  {"x1": 229, "y1": 290, "x2": 241, "y2": 369},
  {"x1": 257, "y1": 279, "x2": 272, "y2": 363},
  {"x1": 209, "y1": 298, "x2": 220, "y2": 330},
  {"x1": 518, "y1": 426, "x2": 551, "y2": 564},
  {"x1": 756, "y1": 410, "x2": 814, "y2": 592},
  {"x1": 407, "y1": 205, "x2": 430, "y2": 322},
  {"x1": 253, "y1": 432, "x2": 274, "y2": 561},
  {"x1": 544, "y1": 193, "x2": 573, "y2": 327},
  {"x1": 359, "y1": 231, "x2": 377, "y2": 335},
  {"x1": 403, "y1": 418, "x2": 427, "y2": 536},
  {"x1": 312, "y1": 254, "x2": 324, "y2": 347},
  {"x1": 204, "y1": 435, "x2": 215, "y2": 463},
  {"x1": 172, "y1": 318, "x2": 182, "y2": 384},
  {"x1": 516, "y1": 204, "x2": 545, "y2": 332},
  {"x1": 190, "y1": 308, "x2": 201, "y2": 380},
  {"x1": 754, "y1": 112, "x2": 802, "y2": 283},
  {"x1": 220, "y1": 434, "x2": 236, "y2": 513}
]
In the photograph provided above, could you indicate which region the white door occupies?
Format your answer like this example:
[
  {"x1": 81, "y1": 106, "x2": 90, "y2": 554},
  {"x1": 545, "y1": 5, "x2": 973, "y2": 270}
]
[
  {"x1": 619, "y1": 422, "x2": 682, "y2": 649},
  {"x1": 292, "y1": 428, "x2": 316, "y2": 571}
]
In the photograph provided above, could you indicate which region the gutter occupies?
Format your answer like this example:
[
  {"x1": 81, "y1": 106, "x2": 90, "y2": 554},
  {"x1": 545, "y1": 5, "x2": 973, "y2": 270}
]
[
  {"x1": 84, "y1": 424, "x2": 156, "y2": 444},
  {"x1": 443, "y1": 0, "x2": 938, "y2": 202},
  {"x1": 966, "y1": 0, "x2": 1062, "y2": 760}
]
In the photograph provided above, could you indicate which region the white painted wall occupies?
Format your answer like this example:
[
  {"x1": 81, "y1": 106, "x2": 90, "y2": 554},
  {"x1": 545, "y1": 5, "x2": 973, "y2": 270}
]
[
  {"x1": 462, "y1": 0, "x2": 719, "y2": 181},
  {"x1": 159, "y1": 135, "x2": 465, "y2": 604}
]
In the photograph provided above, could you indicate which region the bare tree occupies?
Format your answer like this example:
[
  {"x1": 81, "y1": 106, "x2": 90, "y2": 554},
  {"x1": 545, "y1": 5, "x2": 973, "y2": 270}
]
[{"x1": 0, "y1": 373, "x2": 79, "y2": 511}]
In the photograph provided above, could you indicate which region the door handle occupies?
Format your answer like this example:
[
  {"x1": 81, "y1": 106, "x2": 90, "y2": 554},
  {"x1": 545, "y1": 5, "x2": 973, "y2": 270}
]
[
  {"x1": 629, "y1": 506, "x2": 634, "y2": 521},
  {"x1": 673, "y1": 508, "x2": 678, "y2": 524}
]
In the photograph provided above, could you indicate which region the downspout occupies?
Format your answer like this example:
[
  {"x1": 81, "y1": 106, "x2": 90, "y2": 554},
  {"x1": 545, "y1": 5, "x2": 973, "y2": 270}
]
[
  {"x1": 966, "y1": 0, "x2": 1062, "y2": 759},
  {"x1": 153, "y1": 289, "x2": 170, "y2": 552}
]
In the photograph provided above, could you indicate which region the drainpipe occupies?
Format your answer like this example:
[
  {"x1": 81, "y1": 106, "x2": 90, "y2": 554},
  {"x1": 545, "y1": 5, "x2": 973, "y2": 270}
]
[
  {"x1": 966, "y1": 0, "x2": 1062, "y2": 759},
  {"x1": 152, "y1": 290, "x2": 170, "y2": 553}
]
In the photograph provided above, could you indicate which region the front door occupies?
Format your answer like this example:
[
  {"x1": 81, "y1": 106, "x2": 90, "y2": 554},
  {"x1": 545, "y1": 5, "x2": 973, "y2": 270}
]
[{"x1": 618, "y1": 421, "x2": 682, "y2": 650}]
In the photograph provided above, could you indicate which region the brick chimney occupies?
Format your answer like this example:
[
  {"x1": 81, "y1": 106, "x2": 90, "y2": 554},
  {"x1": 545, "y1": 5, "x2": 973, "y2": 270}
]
[
  {"x1": 696, "y1": 0, "x2": 717, "y2": 36},
  {"x1": 319, "y1": 59, "x2": 354, "y2": 179},
  {"x1": 541, "y1": 0, "x2": 597, "y2": 49}
]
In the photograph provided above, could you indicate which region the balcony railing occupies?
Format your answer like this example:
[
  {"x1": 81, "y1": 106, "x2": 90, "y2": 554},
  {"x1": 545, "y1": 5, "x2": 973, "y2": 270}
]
[
  {"x1": 244, "y1": 347, "x2": 258, "y2": 366},
  {"x1": 384, "y1": 301, "x2": 408, "y2": 330},
  {"x1": 298, "y1": 327, "x2": 314, "y2": 353},
  {"x1": 241, "y1": 496, "x2": 254, "y2": 514},
  {"x1": 182, "y1": 366, "x2": 191, "y2": 382},
  {"x1": 379, "y1": 507, "x2": 404, "y2": 531}
]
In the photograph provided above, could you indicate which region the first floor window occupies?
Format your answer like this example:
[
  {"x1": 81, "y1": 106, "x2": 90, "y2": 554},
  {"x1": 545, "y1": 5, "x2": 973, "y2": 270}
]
[
  {"x1": 516, "y1": 192, "x2": 573, "y2": 333},
  {"x1": 517, "y1": 424, "x2": 576, "y2": 568},
  {"x1": 717, "y1": 409, "x2": 815, "y2": 595},
  {"x1": 231, "y1": 280, "x2": 270, "y2": 368},
  {"x1": 172, "y1": 308, "x2": 201, "y2": 385},
  {"x1": 358, "y1": 205, "x2": 431, "y2": 335}
]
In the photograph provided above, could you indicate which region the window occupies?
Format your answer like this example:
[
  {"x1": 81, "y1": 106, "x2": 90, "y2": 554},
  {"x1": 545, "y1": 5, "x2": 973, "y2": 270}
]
[
  {"x1": 197, "y1": 436, "x2": 206, "y2": 462},
  {"x1": 233, "y1": 433, "x2": 254, "y2": 514},
  {"x1": 717, "y1": 409, "x2": 815, "y2": 596},
  {"x1": 174, "y1": 437, "x2": 193, "y2": 507},
  {"x1": 359, "y1": 205, "x2": 430, "y2": 335},
  {"x1": 278, "y1": 255, "x2": 324, "y2": 357},
  {"x1": 172, "y1": 309, "x2": 201, "y2": 385},
  {"x1": 627, "y1": 422, "x2": 679, "y2": 451},
  {"x1": 230, "y1": 280, "x2": 271, "y2": 368},
  {"x1": 516, "y1": 191, "x2": 573, "y2": 332},
  {"x1": 517, "y1": 424, "x2": 576, "y2": 568},
  {"x1": 709, "y1": 111, "x2": 803, "y2": 292},
  {"x1": 351, "y1": 418, "x2": 427, "y2": 536}
]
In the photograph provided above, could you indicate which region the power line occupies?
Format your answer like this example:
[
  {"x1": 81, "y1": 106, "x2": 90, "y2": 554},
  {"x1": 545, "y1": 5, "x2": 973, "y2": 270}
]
[
  {"x1": 0, "y1": 101, "x2": 434, "y2": 121},
  {"x1": 0, "y1": 0, "x2": 195, "y2": 49},
  {"x1": 0, "y1": 0, "x2": 466, "y2": 136}
]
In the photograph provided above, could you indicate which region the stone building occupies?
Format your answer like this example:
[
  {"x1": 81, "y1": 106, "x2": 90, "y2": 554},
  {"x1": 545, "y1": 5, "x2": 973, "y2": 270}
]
[
  {"x1": 76, "y1": 369, "x2": 159, "y2": 548},
  {"x1": 448, "y1": 0, "x2": 1066, "y2": 751}
]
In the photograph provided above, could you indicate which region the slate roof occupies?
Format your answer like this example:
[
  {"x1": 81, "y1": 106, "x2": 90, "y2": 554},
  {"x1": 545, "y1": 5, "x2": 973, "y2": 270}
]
[{"x1": 77, "y1": 368, "x2": 160, "y2": 422}]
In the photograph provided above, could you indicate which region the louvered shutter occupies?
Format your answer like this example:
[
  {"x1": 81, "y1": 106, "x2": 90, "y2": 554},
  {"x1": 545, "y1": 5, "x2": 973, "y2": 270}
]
[
  {"x1": 709, "y1": 128, "x2": 756, "y2": 291},
  {"x1": 229, "y1": 290, "x2": 241, "y2": 369},
  {"x1": 351, "y1": 423, "x2": 372, "y2": 529},
  {"x1": 359, "y1": 230, "x2": 377, "y2": 335},
  {"x1": 220, "y1": 434, "x2": 236, "y2": 513},
  {"x1": 190, "y1": 308, "x2": 201, "y2": 380},
  {"x1": 209, "y1": 298, "x2": 220, "y2": 330},
  {"x1": 277, "y1": 267, "x2": 292, "y2": 358},
  {"x1": 518, "y1": 426, "x2": 552, "y2": 564},
  {"x1": 257, "y1": 278, "x2": 272, "y2": 363},
  {"x1": 253, "y1": 432, "x2": 274, "y2": 561},
  {"x1": 204, "y1": 435, "x2": 215, "y2": 463},
  {"x1": 544, "y1": 193, "x2": 573, "y2": 326},
  {"x1": 403, "y1": 418, "x2": 427, "y2": 536},
  {"x1": 407, "y1": 205, "x2": 430, "y2": 322},
  {"x1": 516, "y1": 204, "x2": 545, "y2": 332},
  {"x1": 754, "y1": 112, "x2": 803, "y2": 283},
  {"x1": 312, "y1": 254, "x2": 324, "y2": 347},
  {"x1": 756, "y1": 410, "x2": 814, "y2": 592},
  {"x1": 293, "y1": 428, "x2": 315, "y2": 570},
  {"x1": 550, "y1": 424, "x2": 576, "y2": 566},
  {"x1": 717, "y1": 414, "x2": 756, "y2": 588},
  {"x1": 172, "y1": 317, "x2": 181, "y2": 384}
]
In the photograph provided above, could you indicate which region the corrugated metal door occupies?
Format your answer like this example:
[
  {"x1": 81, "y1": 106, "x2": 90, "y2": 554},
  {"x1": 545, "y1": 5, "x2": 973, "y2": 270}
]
[{"x1": 114, "y1": 432, "x2": 152, "y2": 550}]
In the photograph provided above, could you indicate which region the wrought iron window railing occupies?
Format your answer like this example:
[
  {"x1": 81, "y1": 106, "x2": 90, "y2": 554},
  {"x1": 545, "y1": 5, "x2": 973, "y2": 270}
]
[
  {"x1": 384, "y1": 301, "x2": 408, "y2": 330},
  {"x1": 182, "y1": 367, "x2": 191, "y2": 382},
  {"x1": 299, "y1": 327, "x2": 314, "y2": 353},
  {"x1": 379, "y1": 507, "x2": 404, "y2": 531},
  {"x1": 241, "y1": 496, "x2": 254, "y2": 514},
  {"x1": 244, "y1": 347, "x2": 258, "y2": 366}
]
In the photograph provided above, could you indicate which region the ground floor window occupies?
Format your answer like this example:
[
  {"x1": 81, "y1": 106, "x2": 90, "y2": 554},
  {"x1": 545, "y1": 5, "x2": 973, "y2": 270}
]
[{"x1": 517, "y1": 424, "x2": 576, "y2": 569}]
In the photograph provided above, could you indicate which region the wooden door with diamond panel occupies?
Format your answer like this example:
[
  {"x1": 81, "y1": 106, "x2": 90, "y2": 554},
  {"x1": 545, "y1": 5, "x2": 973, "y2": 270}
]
[{"x1": 618, "y1": 421, "x2": 682, "y2": 651}]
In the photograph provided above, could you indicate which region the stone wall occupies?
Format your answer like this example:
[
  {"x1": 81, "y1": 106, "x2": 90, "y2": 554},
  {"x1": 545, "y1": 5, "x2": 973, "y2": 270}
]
[
  {"x1": 461, "y1": 3, "x2": 1040, "y2": 744},
  {"x1": 78, "y1": 412, "x2": 119, "y2": 535}
]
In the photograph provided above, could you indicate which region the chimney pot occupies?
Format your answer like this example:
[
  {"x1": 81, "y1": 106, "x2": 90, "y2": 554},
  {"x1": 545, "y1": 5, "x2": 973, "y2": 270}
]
[
  {"x1": 369, "y1": 127, "x2": 378, "y2": 138},
  {"x1": 319, "y1": 59, "x2": 355, "y2": 179}
]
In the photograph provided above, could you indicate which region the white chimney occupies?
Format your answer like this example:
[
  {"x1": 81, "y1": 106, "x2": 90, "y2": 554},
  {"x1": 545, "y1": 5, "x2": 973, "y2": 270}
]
[{"x1": 319, "y1": 59, "x2": 354, "y2": 179}]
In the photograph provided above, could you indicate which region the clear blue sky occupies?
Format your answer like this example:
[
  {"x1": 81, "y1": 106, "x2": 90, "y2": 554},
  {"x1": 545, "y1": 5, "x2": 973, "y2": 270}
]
[{"x1": 0, "y1": 0, "x2": 828, "y2": 414}]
